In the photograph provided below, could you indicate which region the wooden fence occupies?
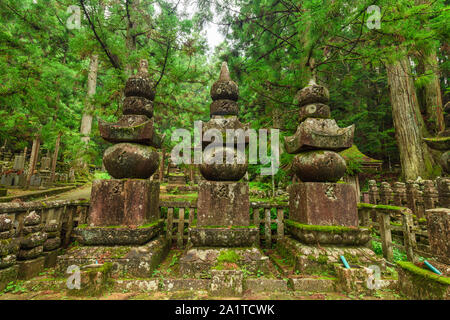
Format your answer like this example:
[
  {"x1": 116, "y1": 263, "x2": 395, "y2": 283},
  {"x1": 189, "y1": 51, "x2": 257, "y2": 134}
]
[{"x1": 159, "y1": 201, "x2": 288, "y2": 249}]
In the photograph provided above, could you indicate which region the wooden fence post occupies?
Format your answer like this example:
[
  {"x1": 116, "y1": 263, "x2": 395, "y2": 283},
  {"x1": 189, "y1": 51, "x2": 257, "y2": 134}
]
[
  {"x1": 177, "y1": 208, "x2": 185, "y2": 248},
  {"x1": 378, "y1": 211, "x2": 394, "y2": 262},
  {"x1": 402, "y1": 209, "x2": 417, "y2": 262},
  {"x1": 167, "y1": 207, "x2": 173, "y2": 245},
  {"x1": 265, "y1": 208, "x2": 271, "y2": 248},
  {"x1": 277, "y1": 208, "x2": 284, "y2": 241},
  {"x1": 253, "y1": 208, "x2": 260, "y2": 245}
]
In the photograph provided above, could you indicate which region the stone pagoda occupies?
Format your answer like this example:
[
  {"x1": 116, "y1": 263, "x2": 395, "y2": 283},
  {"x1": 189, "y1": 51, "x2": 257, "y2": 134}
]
[
  {"x1": 57, "y1": 60, "x2": 168, "y2": 277},
  {"x1": 180, "y1": 63, "x2": 267, "y2": 278},
  {"x1": 284, "y1": 80, "x2": 370, "y2": 244}
]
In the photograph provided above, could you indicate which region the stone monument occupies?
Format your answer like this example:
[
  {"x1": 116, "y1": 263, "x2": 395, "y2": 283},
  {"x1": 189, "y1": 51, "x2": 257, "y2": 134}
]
[
  {"x1": 57, "y1": 60, "x2": 168, "y2": 278},
  {"x1": 180, "y1": 63, "x2": 267, "y2": 279},
  {"x1": 277, "y1": 80, "x2": 377, "y2": 277}
]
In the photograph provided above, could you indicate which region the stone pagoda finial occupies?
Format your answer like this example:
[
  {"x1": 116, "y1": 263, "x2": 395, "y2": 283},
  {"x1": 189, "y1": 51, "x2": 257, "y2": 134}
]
[
  {"x1": 200, "y1": 62, "x2": 247, "y2": 181},
  {"x1": 98, "y1": 60, "x2": 160, "y2": 179},
  {"x1": 209, "y1": 62, "x2": 239, "y2": 117}
]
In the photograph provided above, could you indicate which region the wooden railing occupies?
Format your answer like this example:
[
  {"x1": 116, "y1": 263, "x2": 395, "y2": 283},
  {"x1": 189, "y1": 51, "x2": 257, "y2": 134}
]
[
  {"x1": 357, "y1": 203, "x2": 432, "y2": 262},
  {"x1": 159, "y1": 201, "x2": 289, "y2": 248}
]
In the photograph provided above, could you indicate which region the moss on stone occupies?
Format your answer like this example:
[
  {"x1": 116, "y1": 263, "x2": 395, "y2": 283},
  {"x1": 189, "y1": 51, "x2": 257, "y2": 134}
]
[
  {"x1": 357, "y1": 203, "x2": 407, "y2": 212},
  {"x1": 397, "y1": 261, "x2": 450, "y2": 286},
  {"x1": 217, "y1": 249, "x2": 240, "y2": 264},
  {"x1": 138, "y1": 219, "x2": 162, "y2": 229},
  {"x1": 285, "y1": 219, "x2": 357, "y2": 234}
]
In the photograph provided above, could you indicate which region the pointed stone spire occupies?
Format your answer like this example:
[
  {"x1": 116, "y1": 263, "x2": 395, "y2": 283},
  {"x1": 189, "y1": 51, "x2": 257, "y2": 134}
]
[
  {"x1": 138, "y1": 59, "x2": 149, "y2": 75},
  {"x1": 210, "y1": 61, "x2": 239, "y2": 102},
  {"x1": 219, "y1": 62, "x2": 231, "y2": 81}
]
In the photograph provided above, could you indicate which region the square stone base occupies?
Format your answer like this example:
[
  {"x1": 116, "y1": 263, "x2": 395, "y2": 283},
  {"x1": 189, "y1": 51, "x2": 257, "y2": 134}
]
[
  {"x1": 56, "y1": 236, "x2": 169, "y2": 278},
  {"x1": 288, "y1": 182, "x2": 358, "y2": 227},
  {"x1": 0, "y1": 265, "x2": 18, "y2": 291},
  {"x1": 17, "y1": 256, "x2": 45, "y2": 280},
  {"x1": 210, "y1": 270, "x2": 243, "y2": 297},
  {"x1": 89, "y1": 179, "x2": 160, "y2": 227},
  {"x1": 189, "y1": 227, "x2": 258, "y2": 247},
  {"x1": 179, "y1": 247, "x2": 269, "y2": 278},
  {"x1": 197, "y1": 181, "x2": 249, "y2": 226}
]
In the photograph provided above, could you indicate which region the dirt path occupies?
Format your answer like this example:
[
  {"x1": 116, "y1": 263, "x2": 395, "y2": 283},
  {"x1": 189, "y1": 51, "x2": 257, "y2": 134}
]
[{"x1": 45, "y1": 183, "x2": 92, "y2": 201}]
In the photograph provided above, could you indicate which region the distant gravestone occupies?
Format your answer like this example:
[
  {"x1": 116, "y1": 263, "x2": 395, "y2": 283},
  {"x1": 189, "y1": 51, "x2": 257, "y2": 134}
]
[
  {"x1": 13, "y1": 155, "x2": 25, "y2": 170},
  {"x1": 40, "y1": 156, "x2": 51, "y2": 170}
]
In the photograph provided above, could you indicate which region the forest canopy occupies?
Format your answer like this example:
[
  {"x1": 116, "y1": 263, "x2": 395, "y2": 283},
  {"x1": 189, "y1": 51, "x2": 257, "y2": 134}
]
[{"x1": 0, "y1": 0, "x2": 448, "y2": 181}]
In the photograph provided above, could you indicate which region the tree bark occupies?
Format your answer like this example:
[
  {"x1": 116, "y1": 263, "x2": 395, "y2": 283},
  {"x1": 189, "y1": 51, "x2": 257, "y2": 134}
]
[
  {"x1": 386, "y1": 57, "x2": 438, "y2": 180},
  {"x1": 50, "y1": 132, "x2": 62, "y2": 183},
  {"x1": 419, "y1": 51, "x2": 445, "y2": 134},
  {"x1": 80, "y1": 54, "x2": 99, "y2": 144},
  {"x1": 25, "y1": 135, "x2": 40, "y2": 190}
]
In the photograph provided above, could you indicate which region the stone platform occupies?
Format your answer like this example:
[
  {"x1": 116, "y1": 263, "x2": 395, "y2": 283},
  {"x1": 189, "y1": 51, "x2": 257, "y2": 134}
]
[
  {"x1": 276, "y1": 236, "x2": 383, "y2": 274},
  {"x1": 285, "y1": 219, "x2": 371, "y2": 246},
  {"x1": 179, "y1": 247, "x2": 270, "y2": 278},
  {"x1": 189, "y1": 227, "x2": 258, "y2": 247},
  {"x1": 56, "y1": 235, "x2": 169, "y2": 278},
  {"x1": 72, "y1": 219, "x2": 164, "y2": 246}
]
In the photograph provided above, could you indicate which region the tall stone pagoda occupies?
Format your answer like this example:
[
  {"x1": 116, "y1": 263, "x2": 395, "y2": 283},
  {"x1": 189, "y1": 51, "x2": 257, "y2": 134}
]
[
  {"x1": 284, "y1": 80, "x2": 370, "y2": 245},
  {"x1": 189, "y1": 62, "x2": 257, "y2": 247},
  {"x1": 57, "y1": 60, "x2": 168, "y2": 277},
  {"x1": 180, "y1": 63, "x2": 267, "y2": 278}
]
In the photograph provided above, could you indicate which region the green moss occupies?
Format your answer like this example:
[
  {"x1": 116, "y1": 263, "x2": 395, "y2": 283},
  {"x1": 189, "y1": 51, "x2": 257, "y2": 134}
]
[
  {"x1": 217, "y1": 249, "x2": 240, "y2": 264},
  {"x1": 343, "y1": 252, "x2": 360, "y2": 265},
  {"x1": 317, "y1": 254, "x2": 329, "y2": 264},
  {"x1": 357, "y1": 203, "x2": 407, "y2": 212},
  {"x1": 138, "y1": 220, "x2": 162, "y2": 229},
  {"x1": 285, "y1": 219, "x2": 360, "y2": 234},
  {"x1": 397, "y1": 261, "x2": 450, "y2": 286}
]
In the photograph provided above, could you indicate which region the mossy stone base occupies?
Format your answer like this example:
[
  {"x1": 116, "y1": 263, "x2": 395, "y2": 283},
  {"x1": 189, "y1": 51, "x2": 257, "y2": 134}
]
[
  {"x1": 289, "y1": 278, "x2": 335, "y2": 292},
  {"x1": 276, "y1": 236, "x2": 383, "y2": 275},
  {"x1": 209, "y1": 270, "x2": 243, "y2": 296},
  {"x1": 0, "y1": 265, "x2": 18, "y2": 291},
  {"x1": 189, "y1": 227, "x2": 258, "y2": 247},
  {"x1": 72, "y1": 220, "x2": 163, "y2": 246},
  {"x1": 17, "y1": 256, "x2": 45, "y2": 280},
  {"x1": 68, "y1": 263, "x2": 114, "y2": 297},
  {"x1": 397, "y1": 261, "x2": 450, "y2": 300},
  {"x1": 56, "y1": 235, "x2": 169, "y2": 278},
  {"x1": 179, "y1": 248, "x2": 270, "y2": 278},
  {"x1": 286, "y1": 220, "x2": 371, "y2": 245}
]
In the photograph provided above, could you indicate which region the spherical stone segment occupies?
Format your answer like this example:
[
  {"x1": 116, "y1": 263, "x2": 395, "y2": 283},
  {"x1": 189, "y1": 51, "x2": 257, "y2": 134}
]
[
  {"x1": 299, "y1": 103, "x2": 331, "y2": 122},
  {"x1": 124, "y1": 76, "x2": 155, "y2": 100},
  {"x1": 292, "y1": 150, "x2": 347, "y2": 182},
  {"x1": 210, "y1": 99, "x2": 239, "y2": 116},
  {"x1": 295, "y1": 83, "x2": 330, "y2": 107},
  {"x1": 211, "y1": 80, "x2": 239, "y2": 101},
  {"x1": 103, "y1": 143, "x2": 159, "y2": 179},
  {"x1": 123, "y1": 96, "x2": 154, "y2": 118},
  {"x1": 200, "y1": 146, "x2": 248, "y2": 181}
]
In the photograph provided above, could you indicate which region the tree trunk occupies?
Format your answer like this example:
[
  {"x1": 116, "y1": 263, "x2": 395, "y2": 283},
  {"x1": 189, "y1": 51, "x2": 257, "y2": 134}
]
[
  {"x1": 50, "y1": 132, "x2": 62, "y2": 183},
  {"x1": 386, "y1": 57, "x2": 438, "y2": 180},
  {"x1": 420, "y1": 51, "x2": 445, "y2": 134},
  {"x1": 80, "y1": 54, "x2": 99, "y2": 144},
  {"x1": 26, "y1": 135, "x2": 40, "y2": 190},
  {"x1": 415, "y1": 0, "x2": 445, "y2": 135}
]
